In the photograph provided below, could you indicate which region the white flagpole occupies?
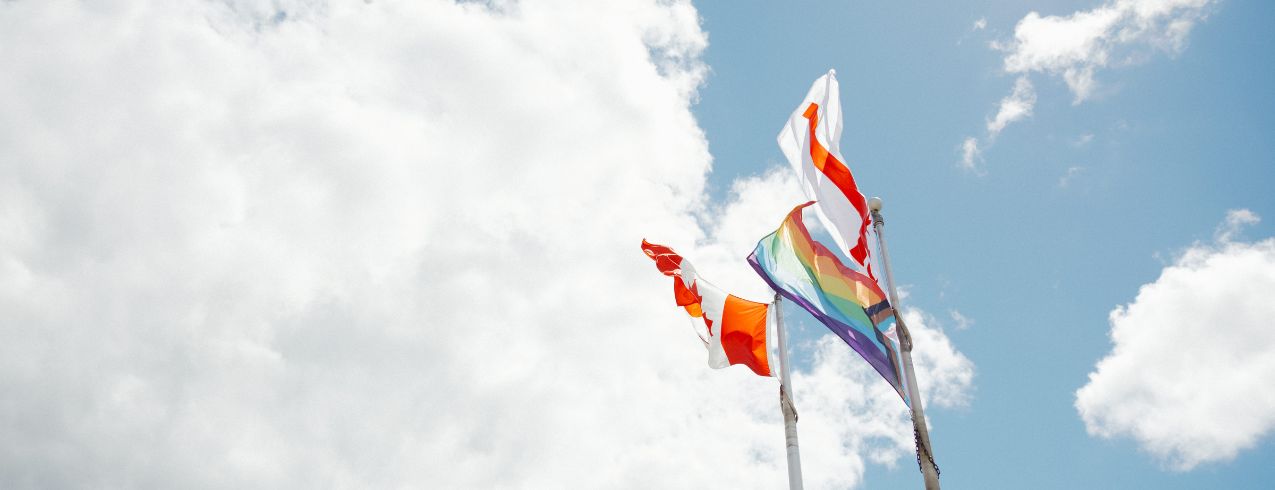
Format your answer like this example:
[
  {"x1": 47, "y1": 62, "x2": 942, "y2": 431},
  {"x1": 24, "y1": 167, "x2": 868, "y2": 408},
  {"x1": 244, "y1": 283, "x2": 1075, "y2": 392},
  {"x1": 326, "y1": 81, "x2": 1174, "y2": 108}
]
[
  {"x1": 868, "y1": 197, "x2": 940, "y2": 490},
  {"x1": 774, "y1": 294, "x2": 804, "y2": 490}
]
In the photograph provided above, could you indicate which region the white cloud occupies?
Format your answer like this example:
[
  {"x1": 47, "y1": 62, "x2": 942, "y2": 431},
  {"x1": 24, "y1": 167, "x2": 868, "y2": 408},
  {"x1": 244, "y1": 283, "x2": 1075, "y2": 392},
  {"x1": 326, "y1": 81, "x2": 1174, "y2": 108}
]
[
  {"x1": 948, "y1": 310, "x2": 974, "y2": 331},
  {"x1": 1074, "y1": 132, "x2": 1095, "y2": 146},
  {"x1": 1076, "y1": 210, "x2": 1275, "y2": 470},
  {"x1": 905, "y1": 310, "x2": 976, "y2": 409},
  {"x1": 1058, "y1": 166, "x2": 1086, "y2": 188},
  {"x1": 691, "y1": 167, "x2": 806, "y2": 300},
  {"x1": 987, "y1": 76, "x2": 1036, "y2": 137},
  {"x1": 963, "y1": 75, "x2": 1034, "y2": 172},
  {"x1": 998, "y1": 0, "x2": 1216, "y2": 103},
  {"x1": 0, "y1": 1, "x2": 973, "y2": 488},
  {"x1": 973, "y1": 17, "x2": 988, "y2": 31},
  {"x1": 1215, "y1": 208, "x2": 1260, "y2": 243},
  {"x1": 966, "y1": 0, "x2": 1214, "y2": 168},
  {"x1": 959, "y1": 137, "x2": 982, "y2": 172}
]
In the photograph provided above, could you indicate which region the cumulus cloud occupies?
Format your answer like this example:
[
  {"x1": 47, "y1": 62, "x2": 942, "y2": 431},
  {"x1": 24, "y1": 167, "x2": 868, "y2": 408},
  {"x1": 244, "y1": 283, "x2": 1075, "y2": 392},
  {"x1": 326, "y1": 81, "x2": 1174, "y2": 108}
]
[
  {"x1": 1076, "y1": 209, "x2": 1275, "y2": 470},
  {"x1": 963, "y1": 0, "x2": 1215, "y2": 168},
  {"x1": 998, "y1": 0, "x2": 1216, "y2": 103},
  {"x1": 0, "y1": 1, "x2": 973, "y2": 488}
]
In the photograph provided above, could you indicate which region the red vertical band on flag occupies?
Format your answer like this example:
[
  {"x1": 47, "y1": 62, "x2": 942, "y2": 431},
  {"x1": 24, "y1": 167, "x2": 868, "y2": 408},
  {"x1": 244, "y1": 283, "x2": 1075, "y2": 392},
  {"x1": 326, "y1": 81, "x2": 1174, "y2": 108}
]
[
  {"x1": 720, "y1": 295, "x2": 771, "y2": 377},
  {"x1": 801, "y1": 103, "x2": 871, "y2": 269}
]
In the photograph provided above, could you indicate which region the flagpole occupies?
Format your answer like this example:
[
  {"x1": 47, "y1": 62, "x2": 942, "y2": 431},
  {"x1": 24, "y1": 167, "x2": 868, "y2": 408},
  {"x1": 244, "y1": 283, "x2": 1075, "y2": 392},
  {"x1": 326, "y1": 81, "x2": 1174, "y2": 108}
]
[
  {"x1": 774, "y1": 294, "x2": 804, "y2": 490},
  {"x1": 868, "y1": 197, "x2": 940, "y2": 490}
]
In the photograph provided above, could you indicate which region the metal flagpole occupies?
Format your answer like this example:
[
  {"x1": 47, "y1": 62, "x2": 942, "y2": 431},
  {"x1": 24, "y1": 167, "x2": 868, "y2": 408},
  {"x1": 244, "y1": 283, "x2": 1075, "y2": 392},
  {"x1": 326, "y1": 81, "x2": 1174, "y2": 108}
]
[
  {"x1": 774, "y1": 294, "x2": 804, "y2": 490},
  {"x1": 868, "y1": 197, "x2": 941, "y2": 490}
]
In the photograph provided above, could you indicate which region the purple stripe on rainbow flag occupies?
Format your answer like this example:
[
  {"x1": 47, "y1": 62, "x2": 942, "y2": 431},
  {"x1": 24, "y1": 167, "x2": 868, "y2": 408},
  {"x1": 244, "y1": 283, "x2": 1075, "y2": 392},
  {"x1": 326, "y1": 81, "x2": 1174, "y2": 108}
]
[{"x1": 748, "y1": 201, "x2": 909, "y2": 406}]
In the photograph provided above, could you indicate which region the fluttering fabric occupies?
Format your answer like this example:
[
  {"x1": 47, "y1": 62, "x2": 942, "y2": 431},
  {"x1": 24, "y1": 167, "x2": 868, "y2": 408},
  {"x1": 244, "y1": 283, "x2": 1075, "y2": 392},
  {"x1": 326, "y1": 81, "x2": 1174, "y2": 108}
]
[
  {"x1": 777, "y1": 69, "x2": 874, "y2": 278},
  {"x1": 642, "y1": 240, "x2": 773, "y2": 377},
  {"x1": 747, "y1": 204, "x2": 909, "y2": 405}
]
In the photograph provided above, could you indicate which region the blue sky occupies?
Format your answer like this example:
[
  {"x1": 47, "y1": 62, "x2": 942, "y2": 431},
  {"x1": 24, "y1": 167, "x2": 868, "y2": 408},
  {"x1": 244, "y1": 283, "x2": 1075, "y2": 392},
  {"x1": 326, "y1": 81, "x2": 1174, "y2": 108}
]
[{"x1": 693, "y1": 0, "x2": 1274, "y2": 487}]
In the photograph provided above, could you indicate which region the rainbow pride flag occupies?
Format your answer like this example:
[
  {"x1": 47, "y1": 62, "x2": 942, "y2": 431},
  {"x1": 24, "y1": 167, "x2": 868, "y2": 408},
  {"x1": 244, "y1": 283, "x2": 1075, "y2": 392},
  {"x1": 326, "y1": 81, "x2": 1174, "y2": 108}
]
[{"x1": 748, "y1": 202, "x2": 909, "y2": 406}]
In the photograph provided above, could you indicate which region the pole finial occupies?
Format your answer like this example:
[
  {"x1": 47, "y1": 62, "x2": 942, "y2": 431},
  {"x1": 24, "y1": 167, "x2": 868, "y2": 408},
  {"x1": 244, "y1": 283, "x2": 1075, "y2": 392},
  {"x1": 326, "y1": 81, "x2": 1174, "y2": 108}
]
[{"x1": 868, "y1": 196, "x2": 883, "y2": 212}]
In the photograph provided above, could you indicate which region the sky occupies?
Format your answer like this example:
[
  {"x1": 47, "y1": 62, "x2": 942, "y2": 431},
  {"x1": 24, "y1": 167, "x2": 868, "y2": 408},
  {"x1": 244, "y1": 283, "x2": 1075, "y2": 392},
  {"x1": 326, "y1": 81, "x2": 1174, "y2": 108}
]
[{"x1": 0, "y1": 1, "x2": 1272, "y2": 489}]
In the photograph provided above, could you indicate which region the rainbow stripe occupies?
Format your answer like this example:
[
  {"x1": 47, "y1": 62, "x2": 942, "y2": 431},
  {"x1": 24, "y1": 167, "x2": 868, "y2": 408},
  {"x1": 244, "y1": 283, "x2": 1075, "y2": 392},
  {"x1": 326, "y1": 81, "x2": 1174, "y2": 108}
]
[{"x1": 748, "y1": 202, "x2": 909, "y2": 406}]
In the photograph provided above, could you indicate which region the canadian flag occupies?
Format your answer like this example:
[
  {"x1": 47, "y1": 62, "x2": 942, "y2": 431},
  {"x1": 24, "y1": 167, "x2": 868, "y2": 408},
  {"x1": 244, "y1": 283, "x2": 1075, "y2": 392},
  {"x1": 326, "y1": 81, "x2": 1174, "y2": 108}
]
[{"x1": 641, "y1": 240, "x2": 773, "y2": 377}]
